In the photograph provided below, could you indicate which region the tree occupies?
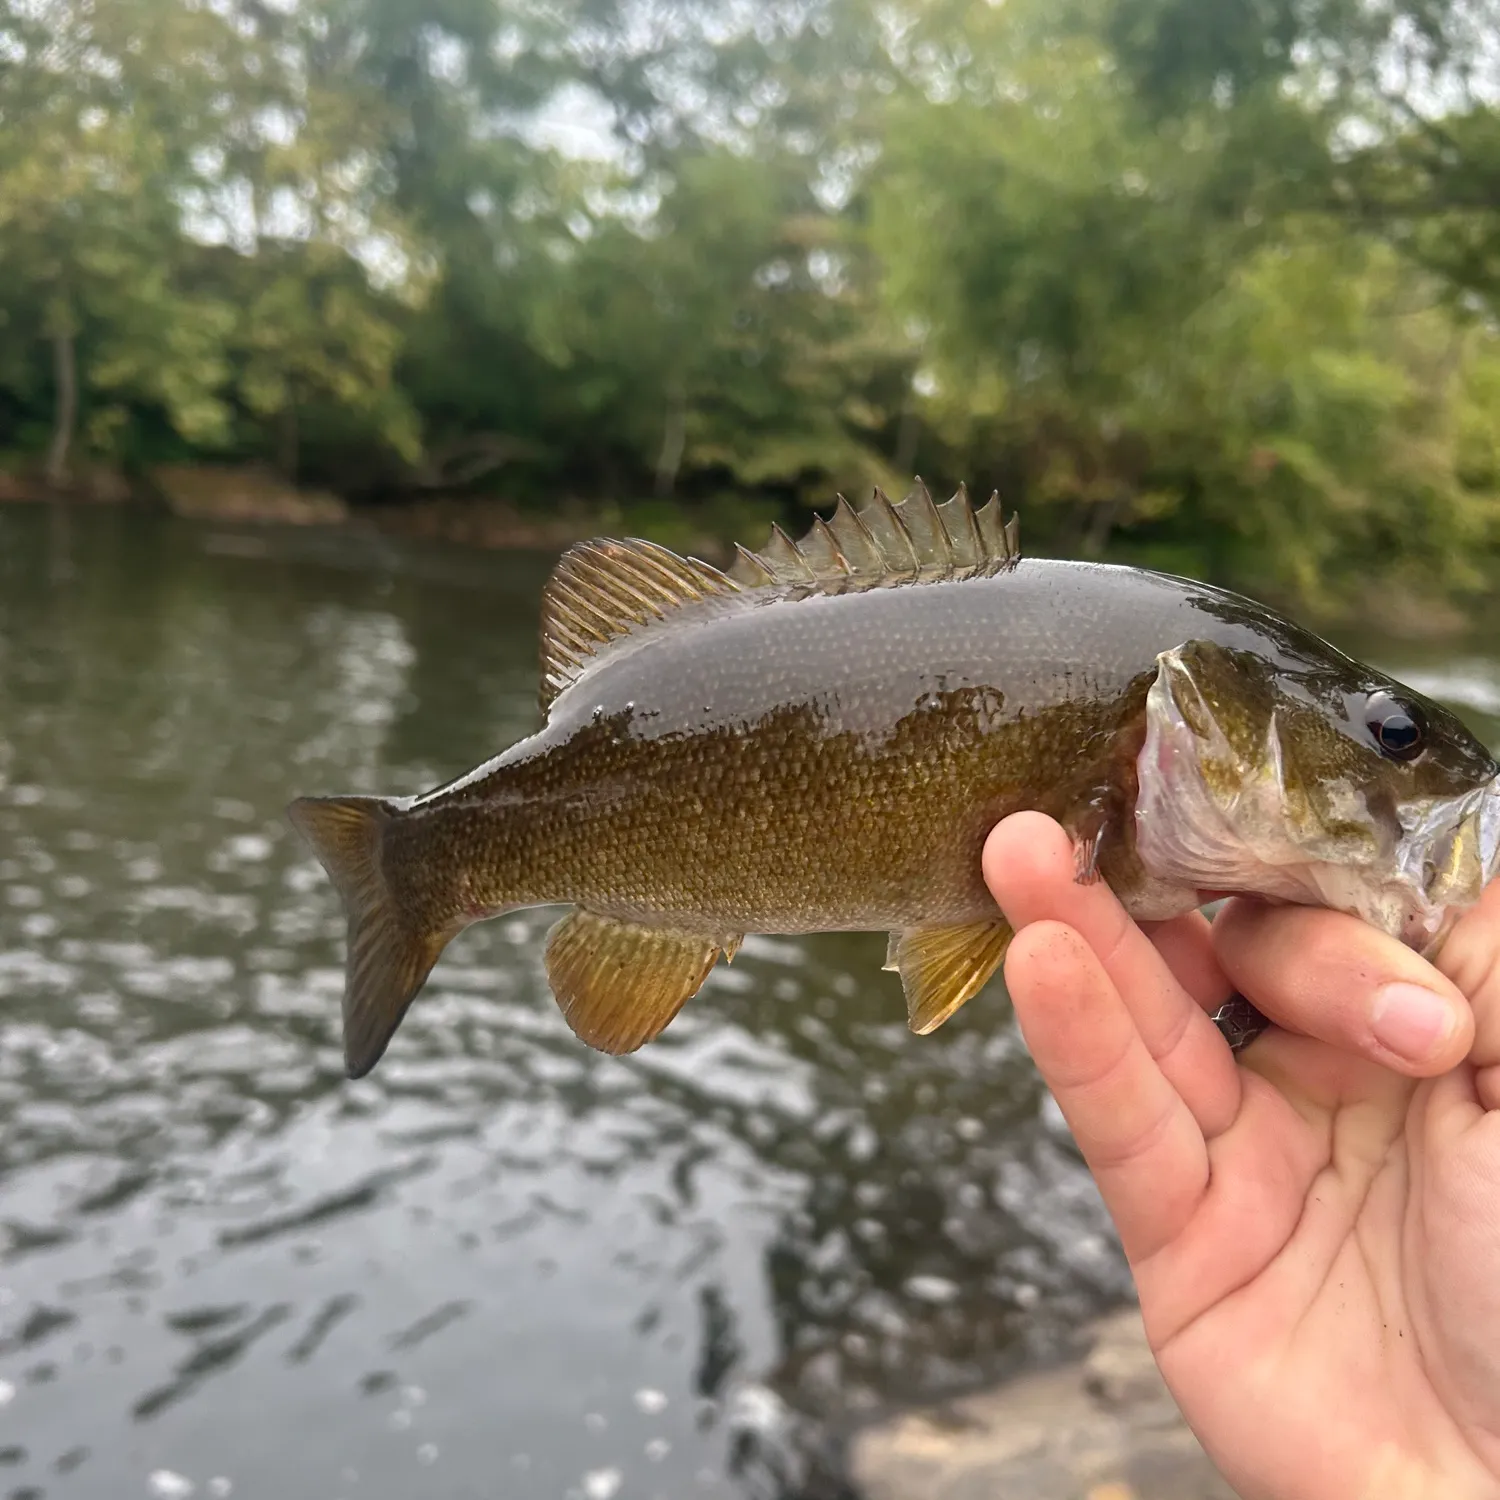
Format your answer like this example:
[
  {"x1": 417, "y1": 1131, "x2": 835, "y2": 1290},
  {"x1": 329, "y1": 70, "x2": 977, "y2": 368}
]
[
  {"x1": 0, "y1": 0, "x2": 248, "y2": 477},
  {"x1": 1093, "y1": 0, "x2": 1500, "y2": 308},
  {"x1": 860, "y1": 0, "x2": 1500, "y2": 604}
]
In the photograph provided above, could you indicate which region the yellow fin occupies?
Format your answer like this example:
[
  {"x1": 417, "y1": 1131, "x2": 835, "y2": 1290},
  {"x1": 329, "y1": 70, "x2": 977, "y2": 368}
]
[
  {"x1": 538, "y1": 539, "x2": 742, "y2": 709},
  {"x1": 727, "y1": 481, "x2": 1019, "y2": 595},
  {"x1": 543, "y1": 909, "x2": 733, "y2": 1054},
  {"x1": 287, "y1": 795, "x2": 455, "y2": 1078},
  {"x1": 885, "y1": 920, "x2": 1013, "y2": 1034}
]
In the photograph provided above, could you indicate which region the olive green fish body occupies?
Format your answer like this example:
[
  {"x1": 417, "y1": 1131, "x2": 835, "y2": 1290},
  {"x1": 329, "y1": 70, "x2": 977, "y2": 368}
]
[
  {"x1": 402, "y1": 567, "x2": 1167, "y2": 932},
  {"x1": 289, "y1": 488, "x2": 1500, "y2": 1076}
]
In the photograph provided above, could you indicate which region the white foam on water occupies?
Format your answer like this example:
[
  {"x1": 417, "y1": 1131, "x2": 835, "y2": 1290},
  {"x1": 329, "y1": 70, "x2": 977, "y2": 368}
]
[{"x1": 583, "y1": 1468, "x2": 623, "y2": 1499}]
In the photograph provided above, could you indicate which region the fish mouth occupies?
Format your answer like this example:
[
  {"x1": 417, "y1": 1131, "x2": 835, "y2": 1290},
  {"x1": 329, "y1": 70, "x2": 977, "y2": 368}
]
[
  {"x1": 1390, "y1": 783, "x2": 1500, "y2": 952},
  {"x1": 1134, "y1": 646, "x2": 1500, "y2": 950}
]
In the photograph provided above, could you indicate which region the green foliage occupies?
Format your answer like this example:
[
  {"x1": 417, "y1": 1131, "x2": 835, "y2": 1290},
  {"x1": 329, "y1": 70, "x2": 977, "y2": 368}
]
[
  {"x1": 862, "y1": 0, "x2": 1500, "y2": 607},
  {"x1": 1, "y1": 0, "x2": 1499, "y2": 616},
  {"x1": 1160, "y1": 234, "x2": 1499, "y2": 605}
]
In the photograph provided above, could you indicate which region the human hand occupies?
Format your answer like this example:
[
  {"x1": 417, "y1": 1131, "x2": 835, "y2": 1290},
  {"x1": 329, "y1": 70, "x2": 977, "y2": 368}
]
[{"x1": 984, "y1": 811, "x2": 1500, "y2": 1500}]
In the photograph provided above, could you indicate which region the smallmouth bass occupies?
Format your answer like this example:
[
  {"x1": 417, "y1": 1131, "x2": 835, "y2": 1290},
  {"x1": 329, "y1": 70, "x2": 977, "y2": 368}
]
[{"x1": 288, "y1": 485, "x2": 1500, "y2": 1076}]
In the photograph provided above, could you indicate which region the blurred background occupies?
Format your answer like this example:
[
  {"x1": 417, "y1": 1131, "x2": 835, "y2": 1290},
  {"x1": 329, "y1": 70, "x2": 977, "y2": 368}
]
[
  {"x1": 2, "y1": 2, "x2": 1500, "y2": 1498},
  {"x1": 3, "y1": 0, "x2": 1500, "y2": 611}
]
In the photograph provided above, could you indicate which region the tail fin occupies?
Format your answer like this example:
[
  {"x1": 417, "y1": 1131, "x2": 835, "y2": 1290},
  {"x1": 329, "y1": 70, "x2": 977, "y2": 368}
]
[{"x1": 286, "y1": 795, "x2": 450, "y2": 1078}]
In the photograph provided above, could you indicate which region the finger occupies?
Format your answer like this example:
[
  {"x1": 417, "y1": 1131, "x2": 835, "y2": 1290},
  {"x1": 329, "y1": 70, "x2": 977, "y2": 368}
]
[
  {"x1": 985, "y1": 813, "x2": 1240, "y2": 1137},
  {"x1": 1430, "y1": 878, "x2": 1500, "y2": 1112},
  {"x1": 1143, "y1": 909, "x2": 1233, "y2": 1013},
  {"x1": 1213, "y1": 900, "x2": 1473, "y2": 1077},
  {"x1": 1004, "y1": 919, "x2": 1210, "y2": 1263}
]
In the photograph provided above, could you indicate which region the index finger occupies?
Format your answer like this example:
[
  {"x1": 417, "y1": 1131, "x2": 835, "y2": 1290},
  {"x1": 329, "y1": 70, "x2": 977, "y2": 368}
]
[
  {"x1": 1002, "y1": 916, "x2": 1212, "y2": 1263},
  {"x1": 984, "y1": 813, "x2": 1242, "y2": 1138}
]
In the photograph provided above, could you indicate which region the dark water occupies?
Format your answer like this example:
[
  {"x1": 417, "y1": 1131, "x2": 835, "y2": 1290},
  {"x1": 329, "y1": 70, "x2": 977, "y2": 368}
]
[{"x1": 1, "y1": 507, "x2": 1495, "y2": 1500}]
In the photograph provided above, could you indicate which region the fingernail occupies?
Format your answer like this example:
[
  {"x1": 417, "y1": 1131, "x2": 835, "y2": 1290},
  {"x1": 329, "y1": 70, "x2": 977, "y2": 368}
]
[{"x1": 1370, "y1": 982, "x2": 1458, "y2": 1062}]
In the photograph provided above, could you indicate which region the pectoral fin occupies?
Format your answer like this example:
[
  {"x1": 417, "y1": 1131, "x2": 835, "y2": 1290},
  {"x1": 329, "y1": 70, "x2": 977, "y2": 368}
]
[
  {"x1": 1073, "y1": 823, "x2": 1107, "y2": 885},
  {"x1": 884, "y1": 920, "x2": 1013, "y2": 1034},
  {"x1": 544, "y1": 908, "x2": 733, "y2": 1054}
]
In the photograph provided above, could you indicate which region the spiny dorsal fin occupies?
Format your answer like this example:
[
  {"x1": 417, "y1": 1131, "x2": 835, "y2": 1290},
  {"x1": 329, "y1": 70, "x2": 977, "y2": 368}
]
[
  {"x1": 726, "y1": 481, "x2": 1020, "y2": 594},
  {"x1": 539, "y1": 485, "x2": 1021, "y2": 709},
  {"x1": 540, "y1": 538, "x2": 741, "y2": 709}
]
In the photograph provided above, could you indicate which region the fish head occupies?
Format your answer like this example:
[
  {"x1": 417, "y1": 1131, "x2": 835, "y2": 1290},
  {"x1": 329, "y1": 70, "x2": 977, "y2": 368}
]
[{"x1": 1135, "y1": 639, "x2": 1500, "y2": 951}]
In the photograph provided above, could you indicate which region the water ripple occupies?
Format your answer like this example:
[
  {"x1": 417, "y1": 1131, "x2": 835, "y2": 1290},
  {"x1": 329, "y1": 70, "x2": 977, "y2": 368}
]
[{"x1": 0, "y1": 506, "x2": 1133, "y2": 1500}]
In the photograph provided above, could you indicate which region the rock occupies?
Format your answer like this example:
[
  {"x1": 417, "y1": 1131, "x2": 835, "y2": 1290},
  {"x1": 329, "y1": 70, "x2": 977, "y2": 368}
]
[
  {"x1": 847, "y1": 1307, "x2": 1237, "y2": 1500},
  {"x1": 0, "y1": 464, "x2": 131, "y2": 502},
  {"x1": 149, "y1": 465, "x2": 347, "y2": 525},
  {"x1": 74, "y1": 465, "x2": 132, "y2": 503},
  {"x1": 1082, "y1": 1308, "x2": 1172, "y2": 1411}
]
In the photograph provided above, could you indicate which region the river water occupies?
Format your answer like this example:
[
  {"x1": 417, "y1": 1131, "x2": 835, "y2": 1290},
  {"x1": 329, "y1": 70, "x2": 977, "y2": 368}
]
[{"x1": 0, "y1": 505, "x2": 1495, "y2": 1500}]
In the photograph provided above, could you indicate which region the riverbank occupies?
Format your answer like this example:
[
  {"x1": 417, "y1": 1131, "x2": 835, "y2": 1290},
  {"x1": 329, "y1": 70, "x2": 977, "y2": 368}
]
[
  {"x1": 847, "y1": 1306, "x2": 1234, "y2": 1500},
  {"x1": 0, "y1": 462, "x2": 762, "y2": 562},
  {"x1": 0, "y1": 460, "x2": 1476, "y2": 637}
]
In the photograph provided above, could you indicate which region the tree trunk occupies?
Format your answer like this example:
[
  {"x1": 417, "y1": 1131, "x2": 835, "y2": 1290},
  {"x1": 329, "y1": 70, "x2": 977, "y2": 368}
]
[
  {"x1": 1082, "y1": 493, "x2": 1126, "y2": 557},
  {"x1": 1059, "y1": 497, "x2": 1088, "y2": 557},
  {"x1": 45, "y1": 329, "x2": 77, "y2": 490},
  {"x1": 654, "y1": 389, "x2": 686, "y2": 498},
  {"x1": 48, "y1": 486, "x2": 74, "y2": 583},
  {"x1": 279, "y1": 399, "x2": 299, "y2": 483},
  {"x1": 893, "y1": 401, "x2": 920, "y2": 477}
]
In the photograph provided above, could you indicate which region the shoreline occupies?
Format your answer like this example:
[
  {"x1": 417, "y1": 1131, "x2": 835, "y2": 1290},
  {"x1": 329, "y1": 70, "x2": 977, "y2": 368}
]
[
  {"x1": 0, "y1": 463, "x2": 745, "y2": 564},
  {"x1": 844, "y1": 1305, "x2": 1235, "y2": 1500},
  {"x1": 0, "y1": 461, "x2": 1478, "y2": 640}
]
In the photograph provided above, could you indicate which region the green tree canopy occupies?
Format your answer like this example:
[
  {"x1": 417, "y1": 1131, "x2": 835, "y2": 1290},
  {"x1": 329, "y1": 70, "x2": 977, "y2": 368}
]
[{"x1": 2, "y1": 0, "x2": 1499, "y2": 614}]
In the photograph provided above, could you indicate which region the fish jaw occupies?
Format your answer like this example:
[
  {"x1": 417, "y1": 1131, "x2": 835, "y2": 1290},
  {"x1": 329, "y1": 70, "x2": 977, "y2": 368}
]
[
  {"x1": 1133, "y1": 649, "x2": 1500, "y2": 947},
  {"x1": 1390, "y1": 778, "x2": 1500, "y2": 953}
]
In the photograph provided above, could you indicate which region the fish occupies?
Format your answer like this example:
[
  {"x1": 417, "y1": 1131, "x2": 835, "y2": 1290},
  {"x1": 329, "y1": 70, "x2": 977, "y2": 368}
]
[{"x1": 287, "y1": 483, "x2": 1500, "y2": 1077}]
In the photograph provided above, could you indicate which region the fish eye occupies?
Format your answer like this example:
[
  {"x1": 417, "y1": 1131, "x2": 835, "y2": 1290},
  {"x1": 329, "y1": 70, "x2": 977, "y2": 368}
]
[{"x1": 1364, "y1": 691, "x2": 1426, "y2": 762}]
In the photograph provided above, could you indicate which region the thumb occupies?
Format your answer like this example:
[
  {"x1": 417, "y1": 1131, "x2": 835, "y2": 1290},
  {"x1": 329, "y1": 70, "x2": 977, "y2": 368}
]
[{"x1": 1431, "y1": 879, "x2": 1500, "y2": 1111}]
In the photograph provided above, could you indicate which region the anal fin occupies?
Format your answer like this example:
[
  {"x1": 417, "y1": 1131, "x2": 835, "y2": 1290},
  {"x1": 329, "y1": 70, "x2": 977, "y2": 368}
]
[
  {"x1": 885, "y1": 921, "x2": 1013, "y2": 1034},
  {"x1": 544, "y1": 908, "x2": 733, "y2": 1054}
]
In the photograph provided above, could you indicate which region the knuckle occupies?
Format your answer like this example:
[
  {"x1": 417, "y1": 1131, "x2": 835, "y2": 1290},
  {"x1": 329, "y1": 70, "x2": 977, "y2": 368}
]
[{"x1": 1081, "y1": 1089, "x2": 1177, "y2": 1169}]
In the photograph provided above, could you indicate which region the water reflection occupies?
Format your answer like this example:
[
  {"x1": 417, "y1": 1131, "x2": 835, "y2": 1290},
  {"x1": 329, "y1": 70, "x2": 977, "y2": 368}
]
[{"x1": 2, "y1": 507, "x2": 1488, "y2": 1499}]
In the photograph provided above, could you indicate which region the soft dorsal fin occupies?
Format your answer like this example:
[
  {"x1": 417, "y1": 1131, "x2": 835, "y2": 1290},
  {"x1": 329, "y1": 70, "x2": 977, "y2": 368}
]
[
  {"x1": 539, "y1": 538, "x2": 742, "y2": 708},
  {"x1": 727, "y1": 480, "x2": 1019, "y2": 593},
  {"x1": 538, "y1": 484, "x2": 1020, "y2": 709}
]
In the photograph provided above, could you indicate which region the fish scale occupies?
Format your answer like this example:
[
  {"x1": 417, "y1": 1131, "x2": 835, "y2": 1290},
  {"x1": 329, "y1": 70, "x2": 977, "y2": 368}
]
[{"x1": 288, "y1": 485, "x2": 1500, "y2": 1077}]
